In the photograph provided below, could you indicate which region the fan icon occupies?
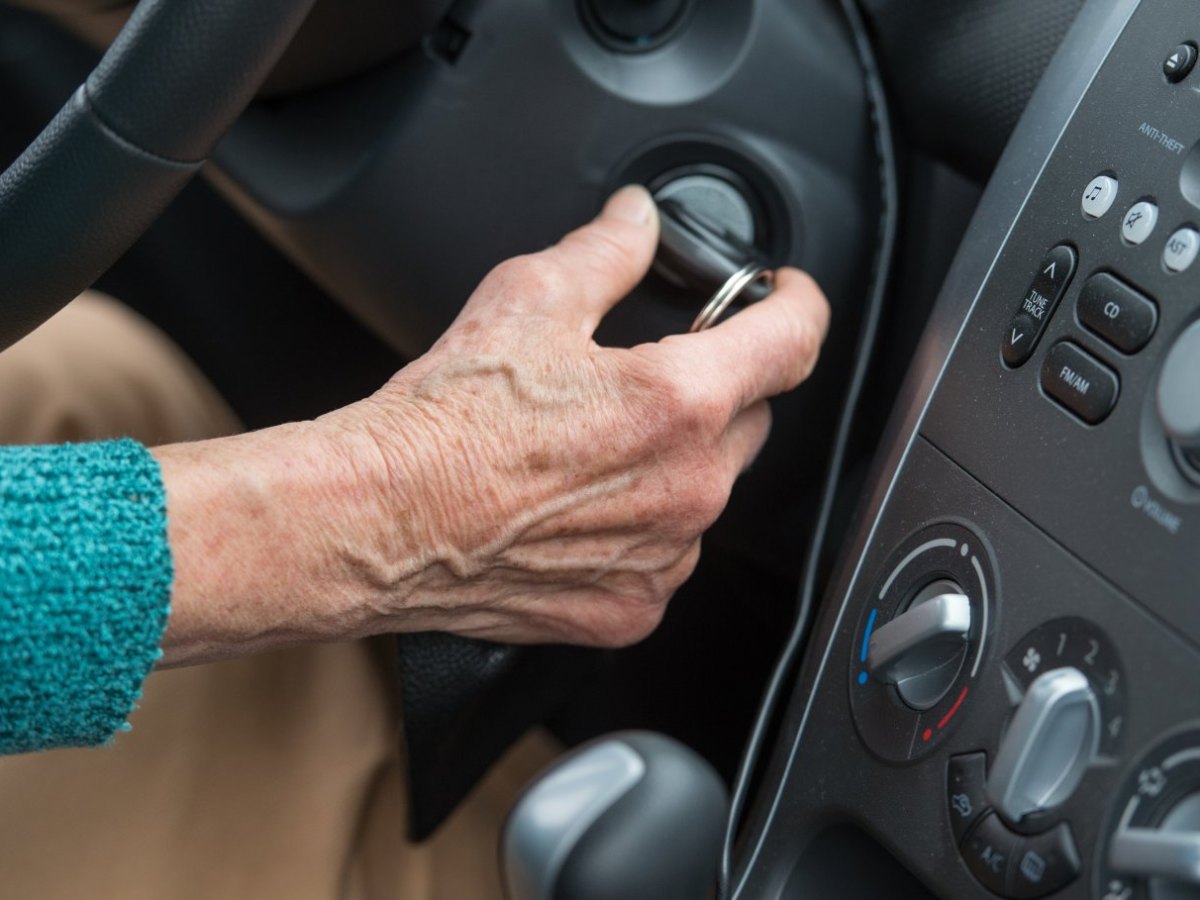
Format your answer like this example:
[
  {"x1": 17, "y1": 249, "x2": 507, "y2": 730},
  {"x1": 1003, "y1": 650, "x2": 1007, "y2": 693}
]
[{"x1": 1022, "y1": 647, "x2": 1041, "y2": 673}]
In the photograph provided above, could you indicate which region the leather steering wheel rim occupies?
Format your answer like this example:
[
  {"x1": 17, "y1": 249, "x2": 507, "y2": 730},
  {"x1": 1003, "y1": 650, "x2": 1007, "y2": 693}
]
[{"x1": 0, "y1": 0, "x2": 317, "y2": 351}]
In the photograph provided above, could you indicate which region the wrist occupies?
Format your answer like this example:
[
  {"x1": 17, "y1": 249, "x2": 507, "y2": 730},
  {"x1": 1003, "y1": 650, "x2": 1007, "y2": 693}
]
[{"x1": 155, "y1": 416, "x2": 429, "y2": 664}]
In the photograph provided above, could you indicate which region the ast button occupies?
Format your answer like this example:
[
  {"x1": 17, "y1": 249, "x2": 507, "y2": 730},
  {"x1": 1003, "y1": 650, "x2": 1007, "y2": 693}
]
[
  {"x1": 963, "y1": 812, "x2": 1020, "y2": 895},
  {"x1": 1076, "y1": 273, "x2": 1158, "y2": 353},
  {"x1": 948, "y1": 753, "x2": 989, "y2": 844},
  {"x1": 1164, "y1": 227, "x2": 1200, "y2": 272},
  {"x1": 1041, "y1": 342, "x2": 1120, "y2": 424},
  {"x1": 1008, "y1": 823, "x2": 1081, "y2": 899}
]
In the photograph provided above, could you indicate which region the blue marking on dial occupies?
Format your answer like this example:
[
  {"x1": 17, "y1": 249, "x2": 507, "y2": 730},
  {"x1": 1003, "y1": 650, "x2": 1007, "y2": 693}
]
[{"x1": 860, "y1": 608, "x2": 879, "y2": 664}]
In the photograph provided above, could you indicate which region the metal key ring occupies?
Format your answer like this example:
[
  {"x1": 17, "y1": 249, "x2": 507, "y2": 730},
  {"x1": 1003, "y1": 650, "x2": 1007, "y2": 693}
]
[{"x1": 689, "y1": 263, "x2": 774, "y2": 333}]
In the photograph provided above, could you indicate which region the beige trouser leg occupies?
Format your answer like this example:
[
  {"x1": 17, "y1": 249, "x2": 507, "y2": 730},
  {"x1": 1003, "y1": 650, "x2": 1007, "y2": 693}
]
[{"x1": 0, "y1": 293, "x2": 561, "y2": 900}]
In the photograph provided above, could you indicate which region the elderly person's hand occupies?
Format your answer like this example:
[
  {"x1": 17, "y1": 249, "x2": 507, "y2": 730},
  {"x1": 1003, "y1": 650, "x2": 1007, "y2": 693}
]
[{"x1": 155, "y1": 186, "x2": 829, "y2": 665}]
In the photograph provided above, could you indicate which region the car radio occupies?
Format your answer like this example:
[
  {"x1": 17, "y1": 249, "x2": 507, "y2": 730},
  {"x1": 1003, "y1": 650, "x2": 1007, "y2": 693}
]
[{"x1": 730, "y1": 0, "x2": 1200, "y2": 897}]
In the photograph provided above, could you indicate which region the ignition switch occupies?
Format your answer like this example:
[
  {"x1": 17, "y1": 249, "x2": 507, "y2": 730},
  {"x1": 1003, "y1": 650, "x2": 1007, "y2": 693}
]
[{"x1": 651, "y1": 177, "x2": 774, "y2": 331}]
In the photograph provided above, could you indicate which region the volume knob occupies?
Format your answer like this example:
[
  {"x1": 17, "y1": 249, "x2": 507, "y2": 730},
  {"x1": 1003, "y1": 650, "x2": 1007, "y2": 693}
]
[{"x1": 1157, "y1": 320, "x2": 1200, "y2": 478}]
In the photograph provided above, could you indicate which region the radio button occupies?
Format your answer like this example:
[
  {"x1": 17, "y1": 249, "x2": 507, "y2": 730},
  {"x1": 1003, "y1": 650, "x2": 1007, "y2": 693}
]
[
  {"x1": 1164, "y1": 227, "x2": 1200, "y2": 272},
  {"x1": 1076, "y1": 273, "x2": 1158, "y2": 353},
  {"x1": 1041, "y1": 342, "x2": 1119, "y2": 424},
  {"x1": 1122, "y1": 201, "x2": 1159, "y2": 245},
  {"x1": 1081, "y1": 175, "x2": 1118, "y2": 220},
  {"x1": 1002, "y1": 245, "x2": 1077, "y2": 368}
]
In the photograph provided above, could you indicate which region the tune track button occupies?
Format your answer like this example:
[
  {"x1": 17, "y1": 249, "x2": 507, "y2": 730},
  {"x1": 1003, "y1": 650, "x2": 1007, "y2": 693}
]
[
  {"x1": 948, "y1": 753, "x2": 989, "y2": 844},
  {"x1": 1121, "y1": 200, "x2": 1159, "y2": 245},
  {"x1": 1007, "y1": 823, "x2": 1080, "y2": 899},
  {"x1": 1040, "y1": 342, "x2": 1119, "y2": 425},
  {"x1": 1002, "y1": 245, "x2": 1077, "y2": 368},
  {"x1": 1003, "y1": 312, "x2": 1041, "y2": 368},
  {"x1": 1076, "y1": 273, "x2": 1158, "y2": 354},
  {"x1": 1082, "y1": 175, "x2": 1118, "y2": 220}
]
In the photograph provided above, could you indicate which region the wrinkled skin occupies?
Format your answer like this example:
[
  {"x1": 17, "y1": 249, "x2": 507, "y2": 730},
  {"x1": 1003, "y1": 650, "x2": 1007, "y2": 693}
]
[{"x1": 157, "y1": 186, "x2": 830, "y2": 664}]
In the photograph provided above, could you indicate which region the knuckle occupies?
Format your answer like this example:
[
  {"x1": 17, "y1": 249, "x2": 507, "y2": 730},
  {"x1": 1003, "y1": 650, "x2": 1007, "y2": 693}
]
[
  {"x1": 777, "y1": 300, "x2": 825, "y2": 388},
  {"x1": 486, "y1": 254, "x2": 565, "y2": 305},
  {"x1": 583, "y1": 592, "x2": 666, "y2": 648},
  {"x1": 609, "y1": 603, "x2": 667, "y2": 647},
  {"x1": 672, "y1": 473, "x2": 729, "y2": 532},
  {"x1": 792, "y1": 315, "x2": 823, "y2": 380},
  {"x1": 563, "y1": 223, "x2": 638, "y2": 275},
  {"x1": 656, "y1": 365, "x2": 727, "y2": 436}
]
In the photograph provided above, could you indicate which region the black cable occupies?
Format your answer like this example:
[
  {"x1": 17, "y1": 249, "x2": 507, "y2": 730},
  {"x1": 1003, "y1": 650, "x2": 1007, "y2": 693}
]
[{"x1": 716, "y1": 0, "x2": 899, "y2": 894}]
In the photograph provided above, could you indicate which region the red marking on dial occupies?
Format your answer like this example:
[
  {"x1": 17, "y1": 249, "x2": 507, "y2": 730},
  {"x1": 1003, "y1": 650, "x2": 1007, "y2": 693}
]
[{"x1": 937, "y1": 686, "x2": 969, "y2": 730}]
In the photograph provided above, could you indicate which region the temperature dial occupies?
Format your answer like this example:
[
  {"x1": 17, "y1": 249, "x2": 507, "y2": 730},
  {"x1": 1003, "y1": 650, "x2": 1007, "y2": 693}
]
[
  {"x1": 867, "y1": 581, "x2": 971, "y2": 710},
  {"x1": 850, "y1": 523, "x2": 994, "y2": 762}
]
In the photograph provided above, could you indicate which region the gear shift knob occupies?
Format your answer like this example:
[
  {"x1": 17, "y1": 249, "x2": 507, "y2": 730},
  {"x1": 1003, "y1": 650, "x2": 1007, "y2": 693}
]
[{"x1": 501, "y1": 731, "x2": 728, "y2": 900}]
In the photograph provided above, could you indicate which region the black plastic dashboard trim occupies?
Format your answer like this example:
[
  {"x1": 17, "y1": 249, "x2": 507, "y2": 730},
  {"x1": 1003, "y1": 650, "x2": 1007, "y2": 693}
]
[{"x1": 730, "y1": 0, "x2": 1143, "y2": 894}]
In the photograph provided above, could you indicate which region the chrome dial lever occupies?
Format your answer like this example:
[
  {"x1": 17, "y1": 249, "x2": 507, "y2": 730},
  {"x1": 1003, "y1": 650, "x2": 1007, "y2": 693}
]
[
  {"x1": 1110, "y1": 827, "x2": 1200, "y2": 884},
  {"x1": 1110, "y1": 791, "x2": 1200, "y2": 897},
  {"x1": 986, "y1": 666, "x2": 1100, "y2": 823},
  {"x1": 867, "y1": 584, "x2": 971, "y2": 710}
]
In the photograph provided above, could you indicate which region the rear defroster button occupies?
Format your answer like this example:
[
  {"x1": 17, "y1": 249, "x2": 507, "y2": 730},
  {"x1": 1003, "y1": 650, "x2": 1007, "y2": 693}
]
[{"x1": 1041, "y1": 342, "x2": 1120, "y2": 424}]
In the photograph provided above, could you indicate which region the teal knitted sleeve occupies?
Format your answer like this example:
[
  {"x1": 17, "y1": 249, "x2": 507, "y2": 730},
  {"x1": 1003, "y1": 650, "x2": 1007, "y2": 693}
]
[{"x1": 0, "y1": 439, "x2": 172, "y2": 755}]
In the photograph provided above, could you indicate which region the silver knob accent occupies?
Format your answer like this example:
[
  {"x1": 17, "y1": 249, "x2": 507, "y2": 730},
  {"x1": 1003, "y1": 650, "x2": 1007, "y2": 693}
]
[
  {"x1": 502, "y1": 732, "x2": 727, "y2": 900},
  {"x1": 504, "y1": 741, "x2": 645, "y2": 900},
  {"x1": 986, "y1": 667, "x2": 1100, "y2": 823},
  {"x1": 1110, "y1": 792, "x2": 1200, "y2": 898},
  {"x1": 867, "y1": 582, "x2": 971, "y2": 710},
  {"x1": 1158, "y1": 319, "x2": 1200, "y2": 481},
  {"x1": 1158, "y1": 320, "x2": 1200, "y2": 453}
]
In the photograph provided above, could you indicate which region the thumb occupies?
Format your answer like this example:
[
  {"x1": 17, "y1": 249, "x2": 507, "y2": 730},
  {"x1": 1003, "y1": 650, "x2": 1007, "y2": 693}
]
[{"x1": 537, "y1": 185, "x2": 660, "y2": 332}]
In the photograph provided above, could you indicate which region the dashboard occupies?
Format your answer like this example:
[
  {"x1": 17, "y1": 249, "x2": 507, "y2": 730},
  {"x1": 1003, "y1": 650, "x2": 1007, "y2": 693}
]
[{"x1": 732, "y1": 0, "x2": 1200, "y2": 897}]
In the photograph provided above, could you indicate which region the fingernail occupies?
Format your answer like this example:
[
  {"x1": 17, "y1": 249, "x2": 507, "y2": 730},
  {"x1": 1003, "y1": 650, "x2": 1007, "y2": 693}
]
[{"x1": 604, "y1": 184, "x2": 655, "y2": 226}]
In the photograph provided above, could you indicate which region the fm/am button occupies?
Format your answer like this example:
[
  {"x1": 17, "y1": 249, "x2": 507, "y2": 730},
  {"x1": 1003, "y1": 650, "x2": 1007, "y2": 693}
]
[{"x1": 1040, "y1": 341, "x2": 1120, "y2": 425}]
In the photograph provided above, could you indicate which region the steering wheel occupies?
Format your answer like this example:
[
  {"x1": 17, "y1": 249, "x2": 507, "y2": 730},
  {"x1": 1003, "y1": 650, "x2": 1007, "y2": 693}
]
[{"x1": 0, "y1": 0, "x2": 316, "y2": 351}]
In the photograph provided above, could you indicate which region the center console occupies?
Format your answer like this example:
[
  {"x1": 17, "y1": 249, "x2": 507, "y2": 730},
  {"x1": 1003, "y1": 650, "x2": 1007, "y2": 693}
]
[{"x1": 732, "y1": 0, "x2": 1200, "y2": 897}]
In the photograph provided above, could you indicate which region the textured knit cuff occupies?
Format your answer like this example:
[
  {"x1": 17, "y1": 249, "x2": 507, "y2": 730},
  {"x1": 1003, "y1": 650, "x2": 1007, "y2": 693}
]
[{"x1": 0, "y1": 439, "x2": 172, "y2": 754}]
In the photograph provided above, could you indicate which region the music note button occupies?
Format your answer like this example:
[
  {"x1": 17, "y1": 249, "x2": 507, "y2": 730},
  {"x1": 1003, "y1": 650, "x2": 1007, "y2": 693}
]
[{"x1": 1081, "y1": 174, "x2": 1118, "y2": 220}]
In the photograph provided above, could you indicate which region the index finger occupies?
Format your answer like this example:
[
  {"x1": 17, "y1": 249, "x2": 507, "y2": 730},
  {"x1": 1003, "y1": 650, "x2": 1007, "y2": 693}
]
[{"x1": 659, "y1": 267, "x2": 831, "y2": 411}]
